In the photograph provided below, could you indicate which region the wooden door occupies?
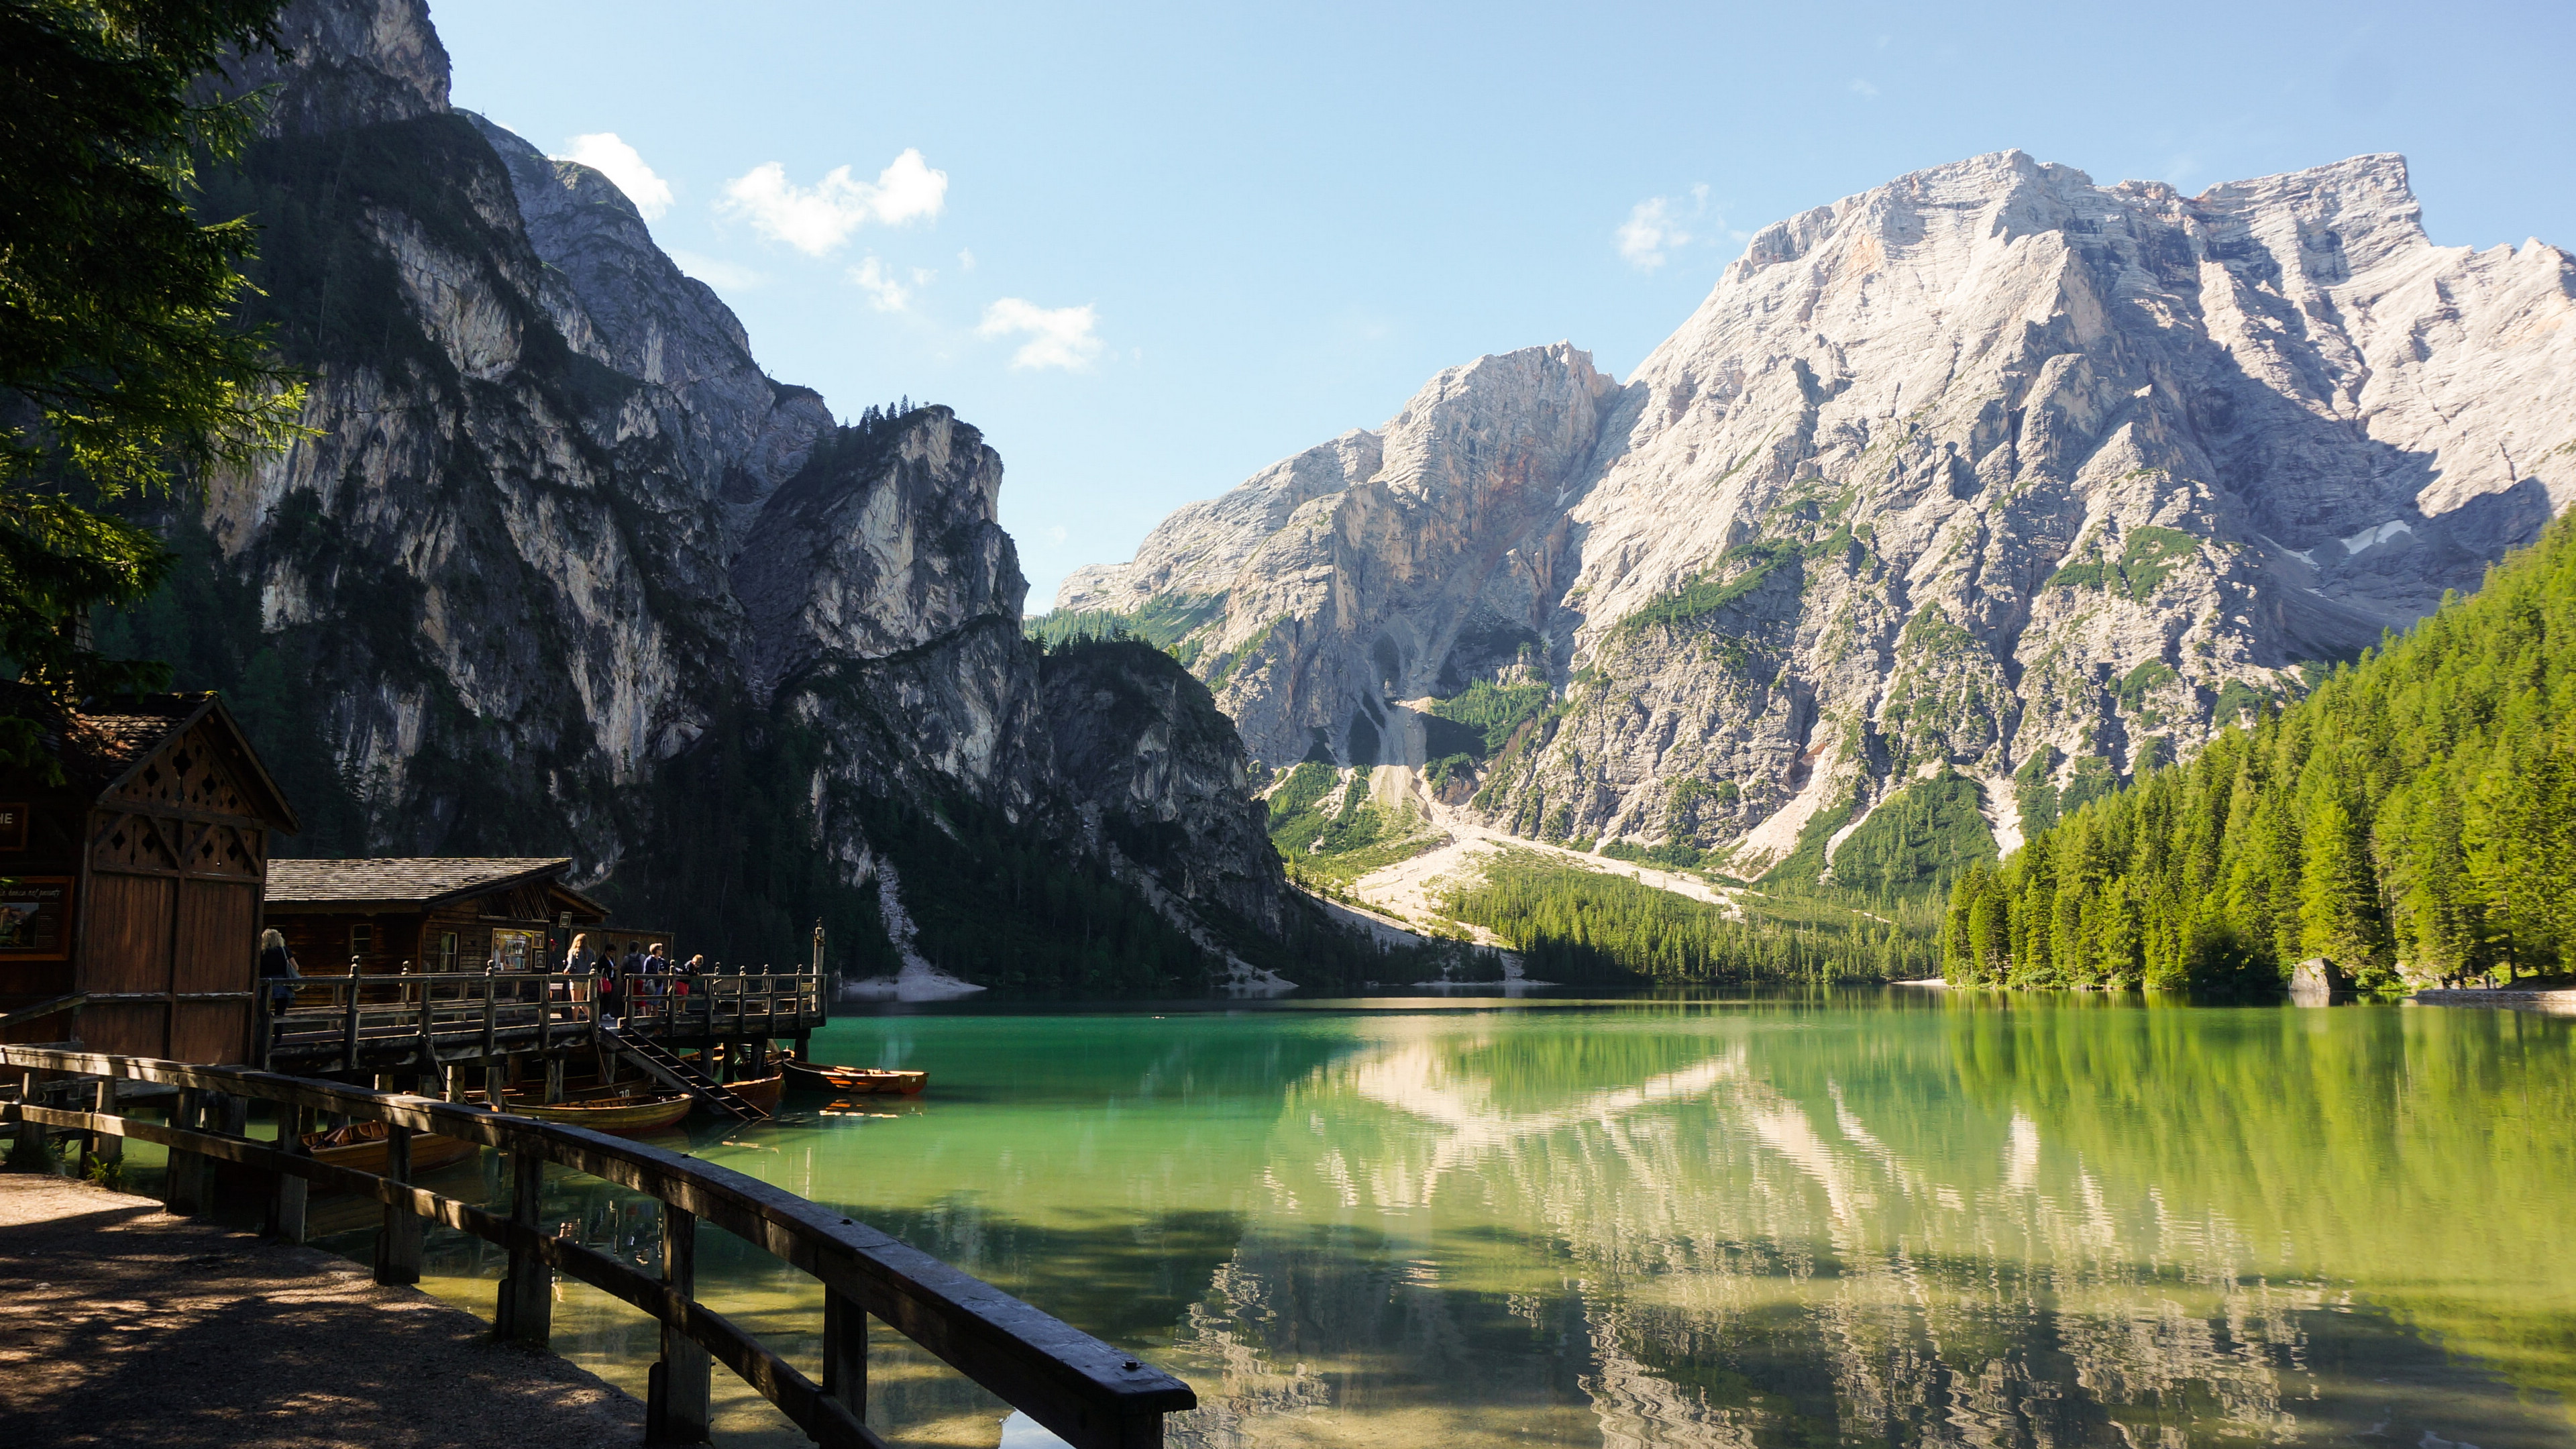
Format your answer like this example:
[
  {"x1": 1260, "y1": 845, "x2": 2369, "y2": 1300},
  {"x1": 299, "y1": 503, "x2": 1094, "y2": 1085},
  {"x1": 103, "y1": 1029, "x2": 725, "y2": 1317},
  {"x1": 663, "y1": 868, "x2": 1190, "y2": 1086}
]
[
  {"x1": 172, "y1": 877, "x2": 257, "y2": 1063},
  {"x1": 81, "y1": 871, "x2": 174, "y2": 1058}
]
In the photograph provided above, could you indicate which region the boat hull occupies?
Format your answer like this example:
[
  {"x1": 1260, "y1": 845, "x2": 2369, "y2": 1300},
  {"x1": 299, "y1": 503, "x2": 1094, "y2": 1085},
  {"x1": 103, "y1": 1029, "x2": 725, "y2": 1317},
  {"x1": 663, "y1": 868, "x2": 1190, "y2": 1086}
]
[
  {"x1": 784, "y1": 1059, "x2": 926, "y2": 1095},
  {"x1": 725, "y1": 1072, "x2": 785, "y2": 1114},
  {"x1": 485, "y1": 1092, "x2": 694, "y2": 1135},
  {"x1": 303, "y1": 1122, "x2": 479, "y2": 1179}
]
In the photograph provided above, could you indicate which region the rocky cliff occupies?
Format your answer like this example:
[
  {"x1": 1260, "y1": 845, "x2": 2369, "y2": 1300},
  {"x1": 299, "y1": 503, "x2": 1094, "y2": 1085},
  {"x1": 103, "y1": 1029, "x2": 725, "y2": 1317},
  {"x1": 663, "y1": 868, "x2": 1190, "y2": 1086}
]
[
  {"x1": 1063, "y1": 150, "x2": 2576, "y2": 882},
  {"x1": 125, "y1": 0, "x2": 1301, "y2": 987}
]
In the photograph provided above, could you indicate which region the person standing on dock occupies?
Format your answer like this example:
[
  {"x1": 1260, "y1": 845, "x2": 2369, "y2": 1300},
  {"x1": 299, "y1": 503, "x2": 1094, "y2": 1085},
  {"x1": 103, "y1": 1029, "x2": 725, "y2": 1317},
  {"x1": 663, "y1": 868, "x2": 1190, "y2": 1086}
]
[
  {"x1": 259, "y1": 928, "x2": 300, "y2": 1032},
  {"x1": 597, "y1": 943, "x2": 624, "y2": 1028},
  {"x1": 643, "y1": 942, "x2": 672, "y2": 1018}
]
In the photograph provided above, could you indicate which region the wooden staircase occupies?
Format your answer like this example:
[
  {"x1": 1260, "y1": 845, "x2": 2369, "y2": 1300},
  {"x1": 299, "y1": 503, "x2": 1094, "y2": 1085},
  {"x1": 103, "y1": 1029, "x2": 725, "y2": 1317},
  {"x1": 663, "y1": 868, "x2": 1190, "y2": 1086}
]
[{"x1": 603, "y1": 1028, "x2": 770, "y2": 1122}]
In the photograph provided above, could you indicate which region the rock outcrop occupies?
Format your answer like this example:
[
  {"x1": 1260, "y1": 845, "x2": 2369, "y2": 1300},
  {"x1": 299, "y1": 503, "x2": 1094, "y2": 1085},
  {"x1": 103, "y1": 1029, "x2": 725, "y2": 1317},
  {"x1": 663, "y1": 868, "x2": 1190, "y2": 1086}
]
[
  {"x1": 1065, "y1": 150, "x2": 2576, "y2": 877},
  {"x1": 161, "y1": 0, "x2": 1290, "y2": 983}
]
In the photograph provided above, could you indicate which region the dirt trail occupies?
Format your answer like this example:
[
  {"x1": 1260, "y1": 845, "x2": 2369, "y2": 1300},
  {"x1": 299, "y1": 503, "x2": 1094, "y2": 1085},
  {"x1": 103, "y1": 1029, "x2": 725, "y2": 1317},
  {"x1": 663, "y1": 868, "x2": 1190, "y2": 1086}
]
[{"x1": 1343, "y1": 769, "x2": 1743, "y2": 934}]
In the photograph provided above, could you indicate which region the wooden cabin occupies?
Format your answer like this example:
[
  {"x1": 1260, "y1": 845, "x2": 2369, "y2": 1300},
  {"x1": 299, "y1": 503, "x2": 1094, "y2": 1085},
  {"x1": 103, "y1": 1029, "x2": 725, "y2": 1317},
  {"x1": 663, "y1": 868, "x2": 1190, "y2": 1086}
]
[
  {"x1": 0, "y1": 690, "x2": 299, "y2": 1063},
  {"x1": 262, "y1": 857, "x2": 617, "y2": 978}
]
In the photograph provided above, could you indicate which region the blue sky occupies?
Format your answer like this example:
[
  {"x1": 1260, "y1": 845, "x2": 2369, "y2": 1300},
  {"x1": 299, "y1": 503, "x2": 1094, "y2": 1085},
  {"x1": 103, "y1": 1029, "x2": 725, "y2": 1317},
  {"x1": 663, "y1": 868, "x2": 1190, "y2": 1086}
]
[{"x1": 429, "y1": 0, "x2": 2575, "y2": 610}]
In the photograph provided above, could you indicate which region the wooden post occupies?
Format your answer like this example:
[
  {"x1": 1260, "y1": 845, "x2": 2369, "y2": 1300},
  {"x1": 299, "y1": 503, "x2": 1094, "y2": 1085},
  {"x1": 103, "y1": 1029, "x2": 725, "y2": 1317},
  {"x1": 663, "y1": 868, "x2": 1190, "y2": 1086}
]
[
  {"x1": 375, "y1": 1125, "x2": 422, "y2": 1285},
  {"x1": 822, "y1": 1287, "x2": 867, "y2": 1426},
  {"x1": 166, "y1": 1088, "x2": 206, "y2": 1213},
  {"x1": 341, "y1": 967, "x2": 362, "y2": 1074},
  {"x1": 495, "y1": 1148, "x2": 551, "y2": 1346},
  {"x1": 89, "y1": 1075, "x2": 121, "y2": 1172},
  {"x1": 13, "y1": 1072, "x2": 49, "y2": 1171},
  {"x1": 482, "y1": 967, "x2": 498, "y2": 1061},
  {"x1": 269, "y1": 1102, "x2": 309, "y2": 1244},
  {"x1": 543, "y1": 1056, "x2": 564, "y2": 1105},
  {"x1": 484, "y1": 1061, "x2": 507, "y2": 1110},
  {"x1": 648, "y1": 1204, "x2": 711, "y2": 1444},
  {"x1": 256, "y1": 974, "x2": 274, "y2": 1072}
]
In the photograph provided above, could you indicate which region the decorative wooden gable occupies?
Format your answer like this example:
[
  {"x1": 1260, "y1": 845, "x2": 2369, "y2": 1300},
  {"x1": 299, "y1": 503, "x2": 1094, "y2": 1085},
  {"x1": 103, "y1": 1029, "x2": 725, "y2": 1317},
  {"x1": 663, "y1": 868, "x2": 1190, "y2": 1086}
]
[{"x1": 93, "y1": 718, "x2": 272, "y2": 880}]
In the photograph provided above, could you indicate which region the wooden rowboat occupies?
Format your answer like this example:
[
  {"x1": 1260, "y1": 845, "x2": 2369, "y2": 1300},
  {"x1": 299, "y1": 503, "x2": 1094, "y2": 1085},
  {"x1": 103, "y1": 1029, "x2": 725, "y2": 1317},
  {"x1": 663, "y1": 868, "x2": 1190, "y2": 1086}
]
[
  {"x1": 485, "y1": 1090, "x2": 694, "y2": 1135},
  {"x1": 724, "y1": 1072, "x2": 785, "y2": 1114},
  {"x1": 783, "y1": 1057, "x2": 926, "y2": 1095},
  {"x1": 303, "y1": 1120, "x2": 479, "y2": 1177}
]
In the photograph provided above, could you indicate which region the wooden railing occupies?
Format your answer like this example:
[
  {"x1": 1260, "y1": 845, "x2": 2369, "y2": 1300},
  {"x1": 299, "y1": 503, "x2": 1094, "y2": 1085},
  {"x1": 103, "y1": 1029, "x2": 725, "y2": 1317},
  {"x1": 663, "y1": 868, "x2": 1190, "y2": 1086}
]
[
  {"x1": 262, "y1": 970, "x2": 826, "y2": 1073},
  {"x1": 0, "y1": 1045, "x2": 1192, "y2": 1447}
]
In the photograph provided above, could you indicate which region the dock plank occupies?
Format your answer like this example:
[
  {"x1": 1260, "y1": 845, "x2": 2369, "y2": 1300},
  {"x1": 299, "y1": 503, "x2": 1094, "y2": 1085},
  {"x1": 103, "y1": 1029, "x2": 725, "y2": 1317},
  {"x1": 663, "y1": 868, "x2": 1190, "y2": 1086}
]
[{"x1": 0, "y1": 1175, "x2": 641, "y2": 1448}]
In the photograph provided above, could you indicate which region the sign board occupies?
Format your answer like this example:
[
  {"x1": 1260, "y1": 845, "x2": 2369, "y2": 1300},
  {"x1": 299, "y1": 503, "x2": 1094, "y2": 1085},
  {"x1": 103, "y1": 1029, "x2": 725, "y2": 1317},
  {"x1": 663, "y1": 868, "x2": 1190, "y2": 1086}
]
[
  {"x1": 0, "y1": 876, "x2": 72, "y2": 959},
  {"x1": 0, "y1": 804, "x2": 28, "y2": 852}
]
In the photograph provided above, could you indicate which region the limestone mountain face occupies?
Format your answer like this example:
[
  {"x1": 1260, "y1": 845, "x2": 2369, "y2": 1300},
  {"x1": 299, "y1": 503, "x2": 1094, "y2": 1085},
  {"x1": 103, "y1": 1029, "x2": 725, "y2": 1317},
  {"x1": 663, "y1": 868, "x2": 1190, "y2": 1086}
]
[
  {"x1": 161, "y1": 0, "x2": 1288, "y2": 979},
  {"x1": 1064, "y1": 150, "x2": 2576, "y2": 875}
]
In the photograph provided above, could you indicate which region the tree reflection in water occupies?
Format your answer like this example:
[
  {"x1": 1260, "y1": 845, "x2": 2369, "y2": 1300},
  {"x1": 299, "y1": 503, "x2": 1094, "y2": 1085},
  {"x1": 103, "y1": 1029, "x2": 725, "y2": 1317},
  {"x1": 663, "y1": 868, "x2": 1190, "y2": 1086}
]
[{"x1": 349, "y1": 999, "x2": 2574, "y2": 1448}]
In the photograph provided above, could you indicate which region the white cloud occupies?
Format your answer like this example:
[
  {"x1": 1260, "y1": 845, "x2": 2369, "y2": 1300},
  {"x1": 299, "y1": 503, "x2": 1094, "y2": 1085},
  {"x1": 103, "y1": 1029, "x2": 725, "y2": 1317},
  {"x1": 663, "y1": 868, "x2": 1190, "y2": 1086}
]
[
  {"x1": 560, "y1": 132, "x2": 674, "y2": 219},
  {"x1": 1046, "y1": 525, "x2": 1068, "y2": 545},
  {"x1": 1848, "y1": 78, "x2": 1879, "y2": 97},
  {"x1": 665, "y1": 249, "x2": 763, "y2": 290},
  {"x1": 1617, "y1": 184, "x2": 1713, "y2": 271},
  {"x1": 977, "y1": 297, "x2": 1102, "y2": 371},
  {"x1": 849, "y1": 256, "x2": 915, "y2": 311},
  {"x1": 957, "y1": 248, "x2": 977, "y2": 271},
  {"x1": 718, "y1": 148, "x2": 948, "y2": 256}
]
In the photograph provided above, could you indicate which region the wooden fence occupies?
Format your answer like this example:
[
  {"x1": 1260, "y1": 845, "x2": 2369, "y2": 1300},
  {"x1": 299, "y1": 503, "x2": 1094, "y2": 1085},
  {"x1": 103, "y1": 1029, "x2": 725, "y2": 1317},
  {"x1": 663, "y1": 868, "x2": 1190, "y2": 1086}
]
[
  {"x1": 262, "y1": 970, "x2": 827, "y2": 1074},
  {"x1": 0, "y1": 1045, "x2": 1193, "y2": 1448}
]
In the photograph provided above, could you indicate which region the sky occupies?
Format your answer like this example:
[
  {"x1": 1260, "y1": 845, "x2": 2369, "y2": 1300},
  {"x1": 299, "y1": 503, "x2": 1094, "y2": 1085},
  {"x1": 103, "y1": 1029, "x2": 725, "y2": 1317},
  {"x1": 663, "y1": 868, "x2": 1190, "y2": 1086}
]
[{"x1": 429, "y1": 0, "x2": 2576, "y2": 610}]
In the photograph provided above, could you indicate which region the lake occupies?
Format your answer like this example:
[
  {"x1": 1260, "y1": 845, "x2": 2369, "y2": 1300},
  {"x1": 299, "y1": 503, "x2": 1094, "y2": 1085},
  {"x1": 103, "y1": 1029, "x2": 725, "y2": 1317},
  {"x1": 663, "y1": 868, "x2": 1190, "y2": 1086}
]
[{"x1": 365, "y1": 991, "x2": 2576, "y2": 1447}]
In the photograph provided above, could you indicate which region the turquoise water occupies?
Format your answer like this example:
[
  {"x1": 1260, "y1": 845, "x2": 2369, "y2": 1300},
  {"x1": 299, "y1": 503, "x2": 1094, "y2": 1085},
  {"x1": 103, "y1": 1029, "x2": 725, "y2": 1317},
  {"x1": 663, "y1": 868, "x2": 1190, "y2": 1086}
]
[{"x1": 376, "y1": 992, "x2": 2576, "y2": 1447}]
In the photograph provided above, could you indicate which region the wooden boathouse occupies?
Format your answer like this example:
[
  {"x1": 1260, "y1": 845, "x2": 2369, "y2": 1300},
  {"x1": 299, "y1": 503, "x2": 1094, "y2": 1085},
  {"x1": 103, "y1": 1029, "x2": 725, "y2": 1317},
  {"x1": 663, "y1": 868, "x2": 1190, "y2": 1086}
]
[
  {"x1": 262, "y1": 857, "x2": 612, "y2": 976},
  {"x1": 0, "y1": 690, "x2": 297, "y2": 1064}
]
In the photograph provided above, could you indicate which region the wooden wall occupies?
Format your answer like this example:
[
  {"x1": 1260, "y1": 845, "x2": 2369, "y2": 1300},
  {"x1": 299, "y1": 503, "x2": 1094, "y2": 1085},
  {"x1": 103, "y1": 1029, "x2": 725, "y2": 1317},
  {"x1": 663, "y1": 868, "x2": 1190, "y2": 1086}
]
[{"x1": 77, "y1": 719, "x2": 271, "y2": 1063}]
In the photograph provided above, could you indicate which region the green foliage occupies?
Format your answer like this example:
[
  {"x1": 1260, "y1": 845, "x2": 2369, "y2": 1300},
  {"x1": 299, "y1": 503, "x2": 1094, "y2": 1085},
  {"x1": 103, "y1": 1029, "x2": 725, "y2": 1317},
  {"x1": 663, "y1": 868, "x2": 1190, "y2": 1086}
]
[
  {"x1": 1441, "y1": 851, "x2": 1936, "y2": 983},
  {"x1": 1424, "y1": 753, "x2": 1474, "y2": 792},
  {"x1": 2044, "y1": 527, "x2": 2200, "y2": 603},
  {"x1": 1265, "y1": 762, "x2": 1439, "y2": 886},
  {"x1": 2113, "y1": 659, "x2": 2179, "y2": 720},
  {"x1": 1, "y1": 0, "x2": 306, "y2": 495},
  {"x1": 2014, "y1": 745, "x2": 2061, "y2": 837},
  {"x1": 845, "y1": 794, "x2": 1221, "y2": 996},
  {"x1": 1757, "y1": 785, "x2": 1857, "y2": 894},
  {"x1": 1947, "y1": 512, "x2": 2576, "y2": 992},
  {"x1": 0, "y1": 0, "x2": 308, "y2": 763},
  {"x1": 1599, "y1": 839, "x2": 1708, "y2": 871},
  {"x1": 1828, "y1": 768, "x2": 1998, "y2": 900},
  {"x1": 2057, "y1": 754, "x2": 2117, "y2": 816},
  {"x1": 1424, "y1": 680, "x2": 1550, "y2": 756},
  {"x1": 2213, "y1": 676, "x2": 2269, "y2": 724},
  {"x1": 1026, "y1": 592, "x2": 1226, "y2": 667},
  {"x1": 1611, "y1": 542, "x2": 1797, "y2": 637}
]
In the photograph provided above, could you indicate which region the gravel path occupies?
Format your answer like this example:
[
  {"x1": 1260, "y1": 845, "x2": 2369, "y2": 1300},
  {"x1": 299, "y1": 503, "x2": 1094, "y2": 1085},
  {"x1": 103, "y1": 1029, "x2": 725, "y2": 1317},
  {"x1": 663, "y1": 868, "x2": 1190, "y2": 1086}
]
[{"x1": 0, "y1": 1174, "x2": 643, "y2": 1448}]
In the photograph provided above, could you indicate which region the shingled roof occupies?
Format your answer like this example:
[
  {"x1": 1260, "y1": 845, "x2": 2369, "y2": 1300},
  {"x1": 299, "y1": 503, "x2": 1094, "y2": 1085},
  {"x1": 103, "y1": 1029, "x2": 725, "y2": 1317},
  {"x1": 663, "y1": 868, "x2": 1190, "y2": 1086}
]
[
  {"x1": 0, "y1": 684, "x2": 298, "y2": 828},
  {"x1": 264, "y1": 857, "x2": 579, "y2": 910}
]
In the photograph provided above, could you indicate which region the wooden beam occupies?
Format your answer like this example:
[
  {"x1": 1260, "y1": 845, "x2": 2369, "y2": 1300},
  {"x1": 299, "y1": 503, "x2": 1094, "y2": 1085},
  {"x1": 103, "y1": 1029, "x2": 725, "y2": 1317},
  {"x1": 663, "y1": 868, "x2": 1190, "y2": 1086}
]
[
  {"x1": 650, "y1": 1204, "x2": 712, "y2": 1445},
  {"x1": 498, "y1": 1146, "x2": 550, "y2": 1347},
  {"x1": 375, "y1": 1124, "x2": 421, "y2": 1285}
]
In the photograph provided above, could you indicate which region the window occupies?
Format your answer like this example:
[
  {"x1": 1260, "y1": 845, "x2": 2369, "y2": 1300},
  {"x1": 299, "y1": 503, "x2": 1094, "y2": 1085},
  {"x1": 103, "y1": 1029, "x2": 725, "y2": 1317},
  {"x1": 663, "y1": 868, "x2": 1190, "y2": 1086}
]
[
  {"x1": 349, "y1": 923, "x2": 373, "y2": 965},
  {"x1": 439, "y1": 932, "x2": 459, "y2": 971},
  {"x1": 492, "y1": 930, "x2": 535, "y2": 973}
]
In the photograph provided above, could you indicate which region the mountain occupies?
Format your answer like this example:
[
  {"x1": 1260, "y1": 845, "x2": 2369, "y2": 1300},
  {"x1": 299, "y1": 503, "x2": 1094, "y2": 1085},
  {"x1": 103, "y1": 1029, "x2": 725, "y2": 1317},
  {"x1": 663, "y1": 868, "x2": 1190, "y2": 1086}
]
[
  {"x1": 114, "y1": 0, "x2": 1327, "y2": 991},
  {"x1": 1945, "y1": 508, "x2": 2576, "y2": 992},
  {"x1": 1059, "y1": 150, "x2": 2576, "y2": 887}
]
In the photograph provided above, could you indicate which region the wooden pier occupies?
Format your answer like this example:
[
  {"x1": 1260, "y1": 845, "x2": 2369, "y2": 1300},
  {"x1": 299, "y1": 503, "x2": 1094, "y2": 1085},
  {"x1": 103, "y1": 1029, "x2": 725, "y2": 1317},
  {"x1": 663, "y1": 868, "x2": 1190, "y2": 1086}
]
[
  {"x1": 1, "y1": 1043, "x2": 1195, "y2": 1447},
  {"x1": 259, "y1": 967, "x2": 828, "y2": 1076}
]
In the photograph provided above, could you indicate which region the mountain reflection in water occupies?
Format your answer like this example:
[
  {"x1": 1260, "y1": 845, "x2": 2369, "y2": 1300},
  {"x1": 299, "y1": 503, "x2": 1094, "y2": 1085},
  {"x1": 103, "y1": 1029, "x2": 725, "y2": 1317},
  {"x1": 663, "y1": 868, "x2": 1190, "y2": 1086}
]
[{"x1": 372, "y1": 996, "x2": 2575, "y2": 1448}]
